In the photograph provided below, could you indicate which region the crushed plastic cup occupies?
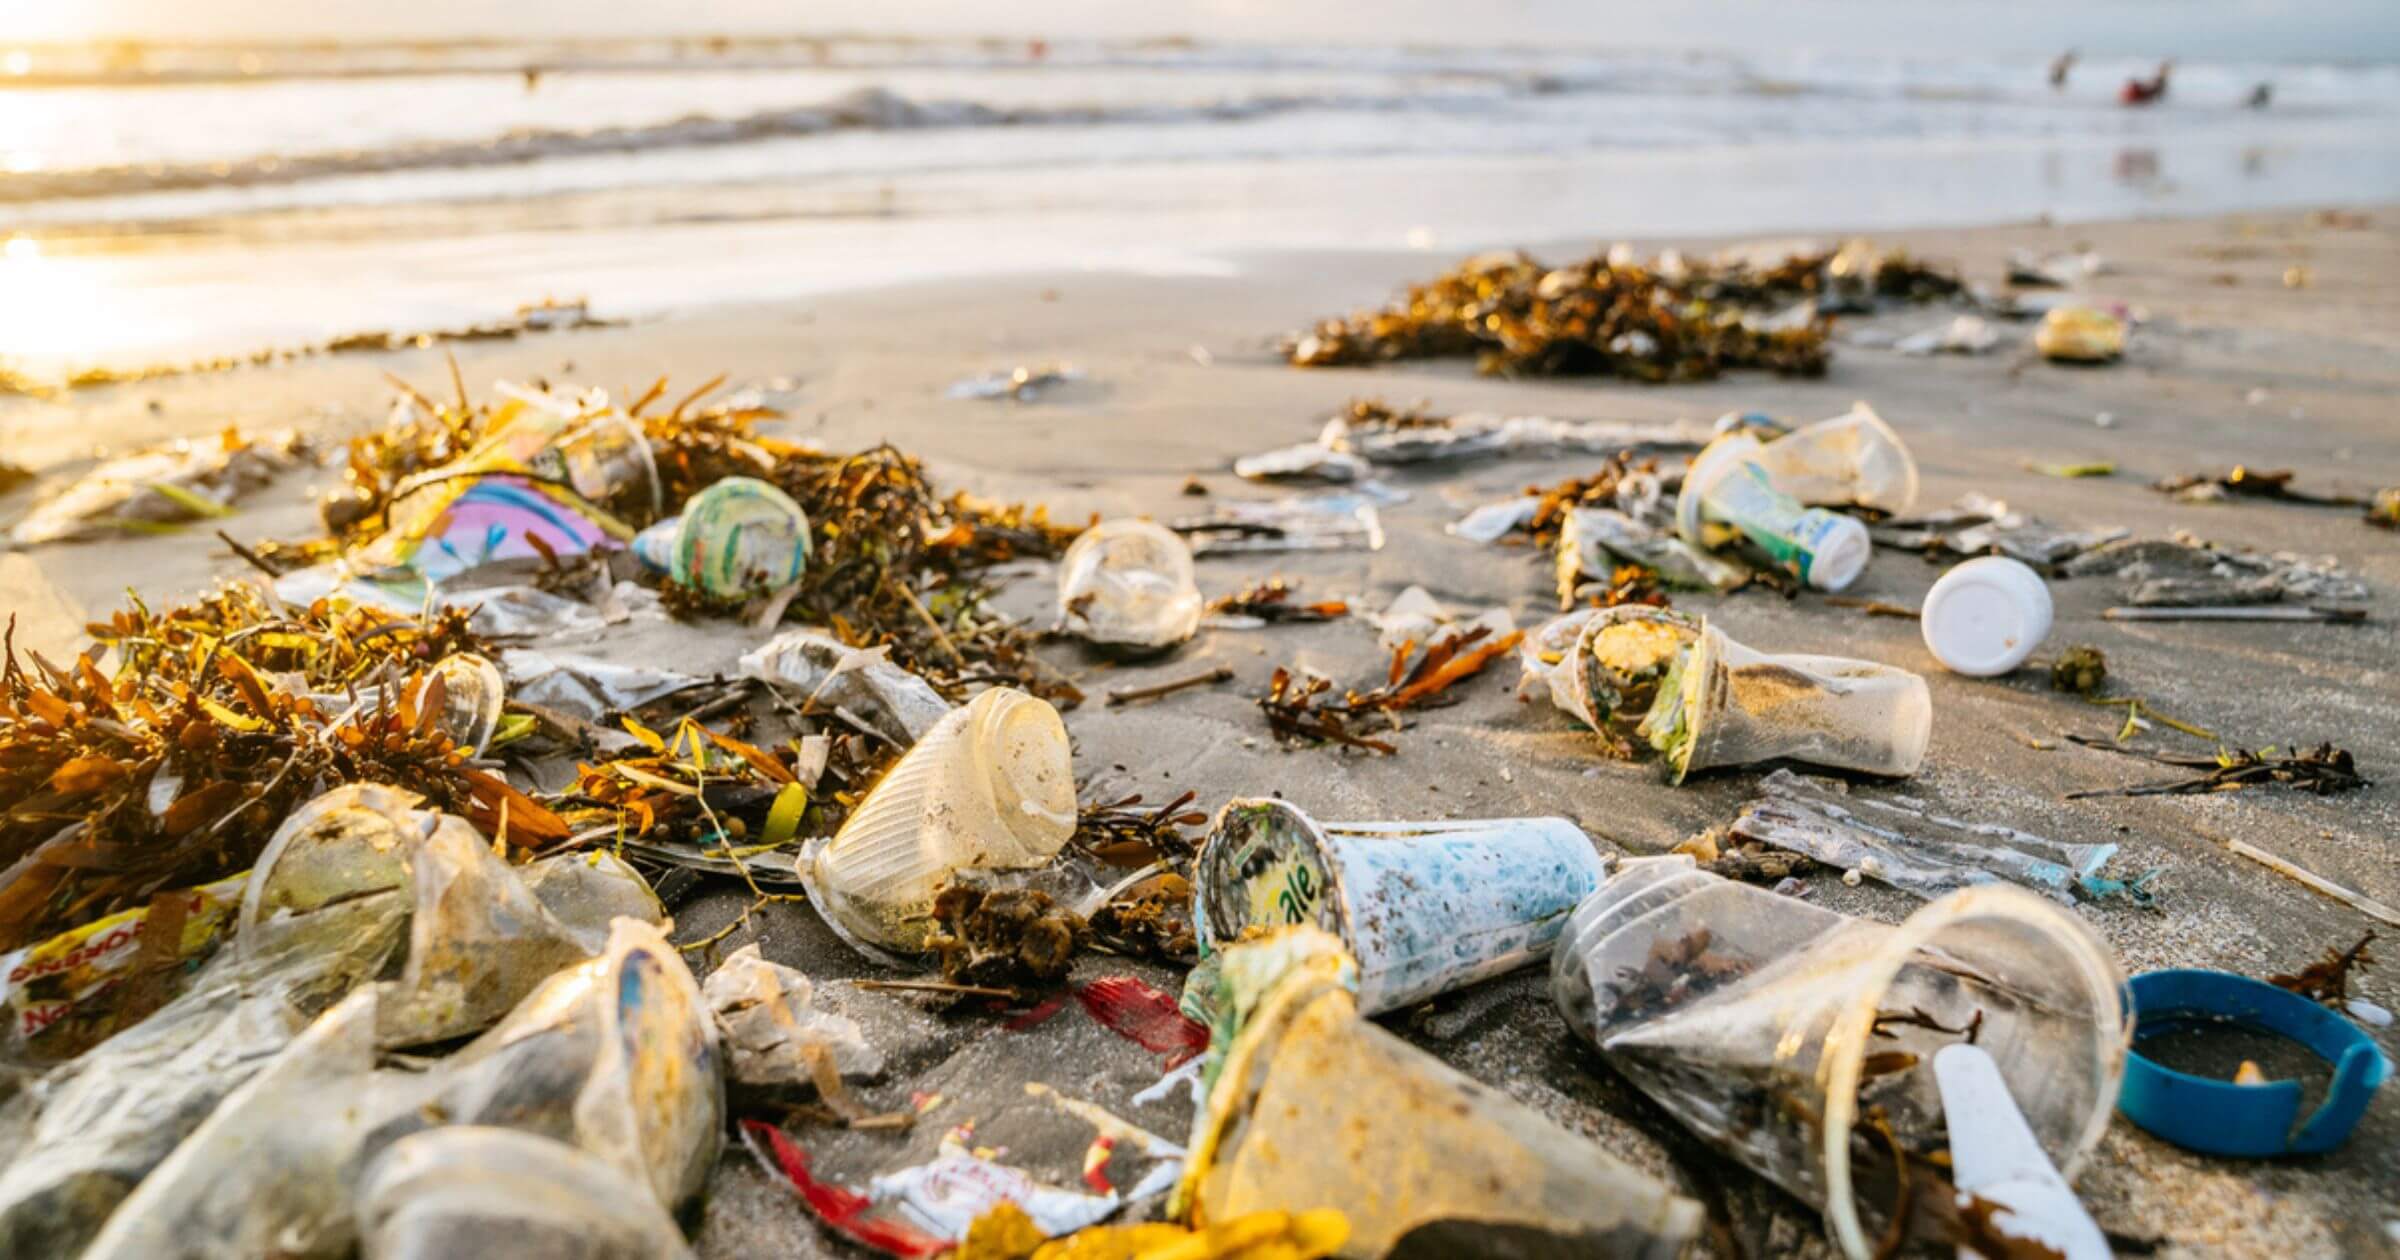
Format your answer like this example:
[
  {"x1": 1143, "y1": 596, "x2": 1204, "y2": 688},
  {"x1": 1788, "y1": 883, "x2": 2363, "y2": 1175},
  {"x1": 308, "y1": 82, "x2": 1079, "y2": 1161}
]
[
  {"x1": 1057, "y1": 518, "x2": 1203, "y2": 650},
  {"x1": 1743, "y1": 402, "x2": 1919, "y2": 516},
  {"x1": 797, "y1": 688, "x2": 1076, "y2": 959},
  {"x1": 2035, "y1": 307, "x2": 2125, "y2": 363},
  {"x1": 1675, "y1": 435, "x2": 1872, "y2": 592},
  {"x1": 1639, "y1": 619, "x2": 1930, "y2": 782},
  {"x1": 358, "y1": 1127, "x2": 697, "y2": 1260},
  {"x1": 1193, "y1": 799, "x2": 1607, "y2": 1017},
  {"x1": 739, "y1": 627, "x2": 953, "y2": 744},
  {"x1": 631, "y1": 475, "x2": 810, "y2": 600},
  {"x1": 1920, "y1": 556, "x2": 2053, "y2": 677},
  {"x1": 1552, "y1": 857, "x2": 2129, "y2": 1259},
  {"x1": 1181, "y1": 926, "x2": 1704, "y2": 1258}
]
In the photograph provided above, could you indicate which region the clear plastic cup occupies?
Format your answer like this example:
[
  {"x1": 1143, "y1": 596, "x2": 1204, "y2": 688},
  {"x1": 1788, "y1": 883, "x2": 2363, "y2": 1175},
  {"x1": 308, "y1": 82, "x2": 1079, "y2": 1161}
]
[
  {"x1": 1057, "y1": 519, "x2": 1203, "y2": 650},
  {"x1": 1194, "y1": 799, "x2": 1607, "y2": 1016},
  {"x1": 1676, "y1": 436, "x2": 1872, "y2": 592},
  {"x1": 1745, "y1": 402, "x2": 1920, "y2": 516},
  {"x1": 1920, "y1": 557, "x2": 2053, "y2": 677},
  {"x1": 1552, "y1": 858, "x2": 2129, "y2": 1259},
  {"x1": 1640, "y1": 620, "x2": 1930, "y2": 782},
  {"x1": 630, "y1": 476, "x2": 811, "y2": 599},
  {"x1": 418, "y1": 652, "x2": 505, "y2": 754},
  {"x1": 1183, "y1": 926, "x2": 1704, "y2": 1258},
  {"x1": 357, "y1": 1128, "x2": 697, "y2": 1260},
  {"x1": 797, "y1": 688, "x2": 1077, "y2": 959}
]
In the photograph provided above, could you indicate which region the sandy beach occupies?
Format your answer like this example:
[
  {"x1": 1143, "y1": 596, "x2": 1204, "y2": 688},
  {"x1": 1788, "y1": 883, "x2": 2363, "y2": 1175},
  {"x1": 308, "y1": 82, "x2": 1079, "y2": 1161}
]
[{"x1": 1, "y1": 201, "x2": 2394, "y2": 1256}]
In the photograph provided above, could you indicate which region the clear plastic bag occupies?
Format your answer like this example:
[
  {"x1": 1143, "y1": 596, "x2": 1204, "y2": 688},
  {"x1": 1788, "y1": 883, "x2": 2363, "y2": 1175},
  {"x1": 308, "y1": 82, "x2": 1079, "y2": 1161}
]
[
  {"x1": 1731, "y1": 770, "x2": 2118, "y2": 902},
  {"x1": 1745, "y1": 403, "x2": 1919, "y2": 515},
  {"x1": 702, "y1": 943, "x2": 883, "y2": 1087},
  {"x1": 1551, "y1": 858, "x2": 2128, "y2": 1258},
  {"x1": 739, "y1": 628, "x2": 954, "y2": 744}
]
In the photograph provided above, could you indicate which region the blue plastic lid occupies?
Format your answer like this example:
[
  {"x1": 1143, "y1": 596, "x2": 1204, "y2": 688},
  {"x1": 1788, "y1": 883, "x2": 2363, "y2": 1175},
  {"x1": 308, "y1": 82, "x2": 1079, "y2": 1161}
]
[{"x1": 2119, "y1": 968, "x2": 2390, "y2": 1157}]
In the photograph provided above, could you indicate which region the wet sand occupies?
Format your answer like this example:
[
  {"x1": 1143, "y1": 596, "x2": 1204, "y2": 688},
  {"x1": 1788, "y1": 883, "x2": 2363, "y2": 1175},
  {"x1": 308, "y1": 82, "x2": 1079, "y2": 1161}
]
[{"x1": 3, "y1": 205, "x2": 2397, "y2": 1257}]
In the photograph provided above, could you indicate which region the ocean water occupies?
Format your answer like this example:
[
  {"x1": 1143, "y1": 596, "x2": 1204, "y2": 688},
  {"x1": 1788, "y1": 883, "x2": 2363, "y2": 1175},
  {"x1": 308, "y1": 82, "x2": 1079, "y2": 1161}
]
[{"x1": 2, "y1": 30, "x2": 2396, "y2": 373}]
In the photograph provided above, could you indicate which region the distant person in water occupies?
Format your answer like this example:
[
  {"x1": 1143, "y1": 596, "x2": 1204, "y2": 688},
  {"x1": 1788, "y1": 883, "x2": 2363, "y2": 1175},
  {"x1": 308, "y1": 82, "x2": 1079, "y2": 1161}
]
[
  {"x1": 2247, "y1": 82, "x2": 2273, "y2": 109},
  {"x1": 2120, "y1": 60, "x2": 2172, "y2": 106},
  {"x1": 2049, "y1": 49, "x2": 2077, "y2": 89}
]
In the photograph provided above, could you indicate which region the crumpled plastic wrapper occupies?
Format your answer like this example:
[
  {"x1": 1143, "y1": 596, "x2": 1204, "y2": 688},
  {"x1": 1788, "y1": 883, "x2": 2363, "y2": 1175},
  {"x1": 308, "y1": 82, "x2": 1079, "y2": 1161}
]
[
  {"x1": 500, "y1": 648, "x2": 708, "y2": 721},
  {"x1": 2060, "y1": 533, "x2": 2369, "y2": 606},
  {"x1": 1555, "y1": 506, "x2": 1746, "y2": 602},
  {"x1": 701, "y1": 944, "x2": 883, "y2": 1088},
  {"x1": 739, "y1": 628, "x2": 953, "y2": 745},
  {"x1": 10, "y1": 430, "x2": 308, "y2": 546},
  {"x1": 1871, "y1": 493, "x2": 2128, "y2": 567}
]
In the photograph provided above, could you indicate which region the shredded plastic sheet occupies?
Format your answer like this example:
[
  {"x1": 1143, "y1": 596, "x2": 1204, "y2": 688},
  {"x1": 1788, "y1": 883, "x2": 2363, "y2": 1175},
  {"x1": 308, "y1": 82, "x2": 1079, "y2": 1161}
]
[
  {"x1": 1556, "y1": 506, "x2": 1747, "y2": 597},
  {"x1": 740, "y1": 628, "x2": 954, "y2": 744},
  {"x1": 498, "y1": 648, "x2": 708, "y2": 720},
  {"x1": 701, "y1": 944, "x2": 883, "y2": 1087},
  {"x1": 10, "y1": 429, "x2": 308, "y2": 545},
  {"x1": 1870, "y1": 494, "x2": 2128, "y2": 566},
  {"x1": 2060, "y1": 534, "x2": 2369, "y2": 606},
  {"x1": 1730, "y1": 769, "x2": 2119, "y2": 902},
  {"x1": 1172, "y1": 492, "x2": 1385, "y2": 556}
]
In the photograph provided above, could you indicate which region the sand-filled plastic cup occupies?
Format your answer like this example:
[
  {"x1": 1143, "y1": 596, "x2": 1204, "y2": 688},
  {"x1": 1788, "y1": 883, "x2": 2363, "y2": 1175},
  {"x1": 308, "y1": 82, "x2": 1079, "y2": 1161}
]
[
  {"x1": 797, "y1": 687, "x2": 1076, "y2": 959},
  {"x1": 1184, "y1": 927, "x2": 1704, "y2": 1259},
  {"x1": 1746, "y1": 402, "x2": 1919, "y2": 516},
  {"x1": 1921, "y1": 556, "x2": 2053, "y2": 677},
  {"x1": 1676, "y1": 436, "x2": 1871, "y2": 592},
  {"x1": 1194, "y1": 799, "x2": 1607, "y2": 1016},
  {"x1": 630, "y1": 476, "x2": 810, "y2": 600},
  {"x1": 1057, "y1": 518, "x2": 1203, "y2": 649},
  {"x1": 1639, "y1": 620, "x2": 1930, "y2": 782},
  {"x1": 1552, "y1": 858, "x2": 2128, "y2": 1259},
  {"x1": 1564, "y1": 606, "x2": 1702, "y2": 735}
]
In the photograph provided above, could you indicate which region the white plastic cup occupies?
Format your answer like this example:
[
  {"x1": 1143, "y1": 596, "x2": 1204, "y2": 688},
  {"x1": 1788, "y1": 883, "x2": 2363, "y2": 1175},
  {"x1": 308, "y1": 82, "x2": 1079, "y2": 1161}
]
[
  {"x1": 1920, "y1": 557, "x2": 2053, "y2": 677},
  {"x1": 797, "y1": 688, "x2": 1076, "y2": 959},
  {"x1": 1676, "y1": 436, "x2": 1872, "y2": 592},
  {"x1": 1057, "y1": 519, "x2": 1202, "y2": 649},
  {"x1": 1194, "y1": 798, "x2": 1608, "y2": 1016}
]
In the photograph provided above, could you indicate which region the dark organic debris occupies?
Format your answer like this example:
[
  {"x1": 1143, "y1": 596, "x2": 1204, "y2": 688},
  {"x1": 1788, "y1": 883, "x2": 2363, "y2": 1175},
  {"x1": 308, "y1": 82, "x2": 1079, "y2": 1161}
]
[
  {"x1": 1257, "y1": 623, "x2": 1524, "y2": 755},
  {"x1": 2151, "y1": 467, "x2": 2365, "y2": 508},
  {"x1": 2064, "y1": 740, "x2": 2366, "y2": 799},
  {"x1": 1610, "y1": 927, "x2": 1747, "y2": 1022},
  {"x1": 1088, "y1": 871, "x2": 1198, "y2": 962},
  {"x1": 927, "y1": 884, "x2": 1089, "y2": 989},
  {"x1": 2269, "y1": 931, "x2": 2376, "y2": 1005},
  {"x1": 2049, "y1": 645, "x2": 2108, "y2": 697},
  {"x1": 1282, "y1": 248, "x2": 1837, "y2": 382},
  {"x1": 1072, "y1": 790, "x2": 1207, "y2": 868},
  {"x1": 1205, "y1": 579, "x2": 1349, "y2": 623}
]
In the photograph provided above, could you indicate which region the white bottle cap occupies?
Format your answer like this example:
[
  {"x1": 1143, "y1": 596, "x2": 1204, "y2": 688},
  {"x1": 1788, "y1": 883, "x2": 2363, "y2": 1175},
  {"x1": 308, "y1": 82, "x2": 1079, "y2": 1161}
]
[
  {"x1": 1920, "y1": 556, "x2": 2053, "y2": 676},
  {"x1": 1804, "y1": 513, "x2": 1871, "y2": 592}
]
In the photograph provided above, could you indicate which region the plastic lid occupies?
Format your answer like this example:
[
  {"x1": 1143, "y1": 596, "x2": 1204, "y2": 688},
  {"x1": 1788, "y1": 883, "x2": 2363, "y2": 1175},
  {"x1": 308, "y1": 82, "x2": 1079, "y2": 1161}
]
[
  {"x1": 1922, "y1": 558, "x2": 2050, "y2": 675},
  {"x1": 1803, "y1": 513, "x2": 1870, "y2": 592}
]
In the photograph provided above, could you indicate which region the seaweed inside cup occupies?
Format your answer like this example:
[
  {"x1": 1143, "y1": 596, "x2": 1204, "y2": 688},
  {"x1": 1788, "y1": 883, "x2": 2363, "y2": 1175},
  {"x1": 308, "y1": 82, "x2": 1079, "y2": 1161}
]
[
  {"x1": 1638, "y1": 620, "x2": 1930, "y2": 783},
  {"x1": 1553, "y1": 859, "x2": 2128, "y2": 1258},
  {"x1": 1566, "y1": 606, "x2": 1701, "y2": 753}
]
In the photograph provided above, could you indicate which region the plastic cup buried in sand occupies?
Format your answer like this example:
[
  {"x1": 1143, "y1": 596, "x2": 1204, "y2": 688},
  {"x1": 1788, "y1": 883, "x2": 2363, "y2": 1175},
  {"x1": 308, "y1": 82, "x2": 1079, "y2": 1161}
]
[
  {"x1": 796, "y1": 688, "x2": 1076, "y2": 960},
  {"x1": 1675, "y1": 435, "x2": 1871, "y2": 592},
  {"x1": 1745, "y1": 402, "x2": 1919, "y2": 516},
  {"x1": 631, "y1": 476, "x2": 810, "y2": 600},
  {"x1": 1194, "y1": 799, "x2": 1607, "y2": 1016},
  {"x1": 1057, "y1": 519, "x2": 1203, "y2": 649},
  {"x1": 1921, "y1": 557, "x2": 2053, "y2": 677},
  {"x1": 1638, "y1": 619, "x2": 1930, "y2": 782},
  {"x1": 1551, "y1": 858, "x2": 2128, "y2": 1260},
  {"x1": 1184, "y1": 926, "x2": 1704, "y2": 1259}
]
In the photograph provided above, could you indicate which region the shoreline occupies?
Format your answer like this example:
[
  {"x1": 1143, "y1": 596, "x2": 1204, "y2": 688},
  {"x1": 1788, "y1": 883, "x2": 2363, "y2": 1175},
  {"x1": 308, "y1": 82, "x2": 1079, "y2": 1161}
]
[{"x1": 3, "y1": 202, "x2": 2396, "y2": 1256}]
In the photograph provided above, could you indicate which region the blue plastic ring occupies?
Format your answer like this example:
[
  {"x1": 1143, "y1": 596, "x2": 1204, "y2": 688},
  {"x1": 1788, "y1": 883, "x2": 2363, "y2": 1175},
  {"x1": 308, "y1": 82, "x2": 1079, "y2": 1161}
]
[{"x1": 2119, "y1": 968, "x2": 2390, "y2": 1157}]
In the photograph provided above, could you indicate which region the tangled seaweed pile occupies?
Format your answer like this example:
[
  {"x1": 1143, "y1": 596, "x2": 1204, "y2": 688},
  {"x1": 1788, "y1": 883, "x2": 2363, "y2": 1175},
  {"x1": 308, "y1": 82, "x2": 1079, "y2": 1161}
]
[
  {"x1": 0, "y1": 591, "x2": 507, "y2": 949},
  {"x1": 1283, "y1": 242, "x2": 1959, "y2": 382},
  {"x1": 300, "y1": 375, "x2": 1085, "y2": 701}
]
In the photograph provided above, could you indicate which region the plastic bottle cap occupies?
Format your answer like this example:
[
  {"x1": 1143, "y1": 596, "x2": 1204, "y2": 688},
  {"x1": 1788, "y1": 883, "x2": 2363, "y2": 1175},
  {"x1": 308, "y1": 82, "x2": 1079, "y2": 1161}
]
[
  {"x1": 1804, "y1": 513, "x2": 1871, "y2": 592},
  {"x1": 1921, "y1": 557, "x2": 2053, "y2": 676}
]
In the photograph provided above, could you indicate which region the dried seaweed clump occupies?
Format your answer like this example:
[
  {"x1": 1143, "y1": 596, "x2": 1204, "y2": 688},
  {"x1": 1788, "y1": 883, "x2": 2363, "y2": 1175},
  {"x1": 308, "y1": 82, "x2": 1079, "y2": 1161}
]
[
  {"x1": 1204, "y1": 579, "x2": 1348, "y2": 624},
  {"x1": 1282, "y1": 247, "x2": 1896, "y2": 382},
  {"x1": 2270, "y1": 931, "x2": 2375, "y2": 1005},
  {"x1": 0, "y1": 592, "x2": 515, "y2": 949},
  {"x1": 1258, "y1": 624, "x2": 1525, "y2": 755},
  {"x1": 2049, "y1": 645, "x2": 2108, "y2": 697},
  {"x1": 929, "y1": 884, "x2": 1089, "y2": 988}
]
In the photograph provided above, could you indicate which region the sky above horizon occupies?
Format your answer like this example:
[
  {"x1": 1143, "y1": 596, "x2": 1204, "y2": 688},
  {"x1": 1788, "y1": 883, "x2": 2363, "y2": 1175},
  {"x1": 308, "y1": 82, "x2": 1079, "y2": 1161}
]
[{"x1": 4, "y1": 0, "x2": 2397, "y2": 63}]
